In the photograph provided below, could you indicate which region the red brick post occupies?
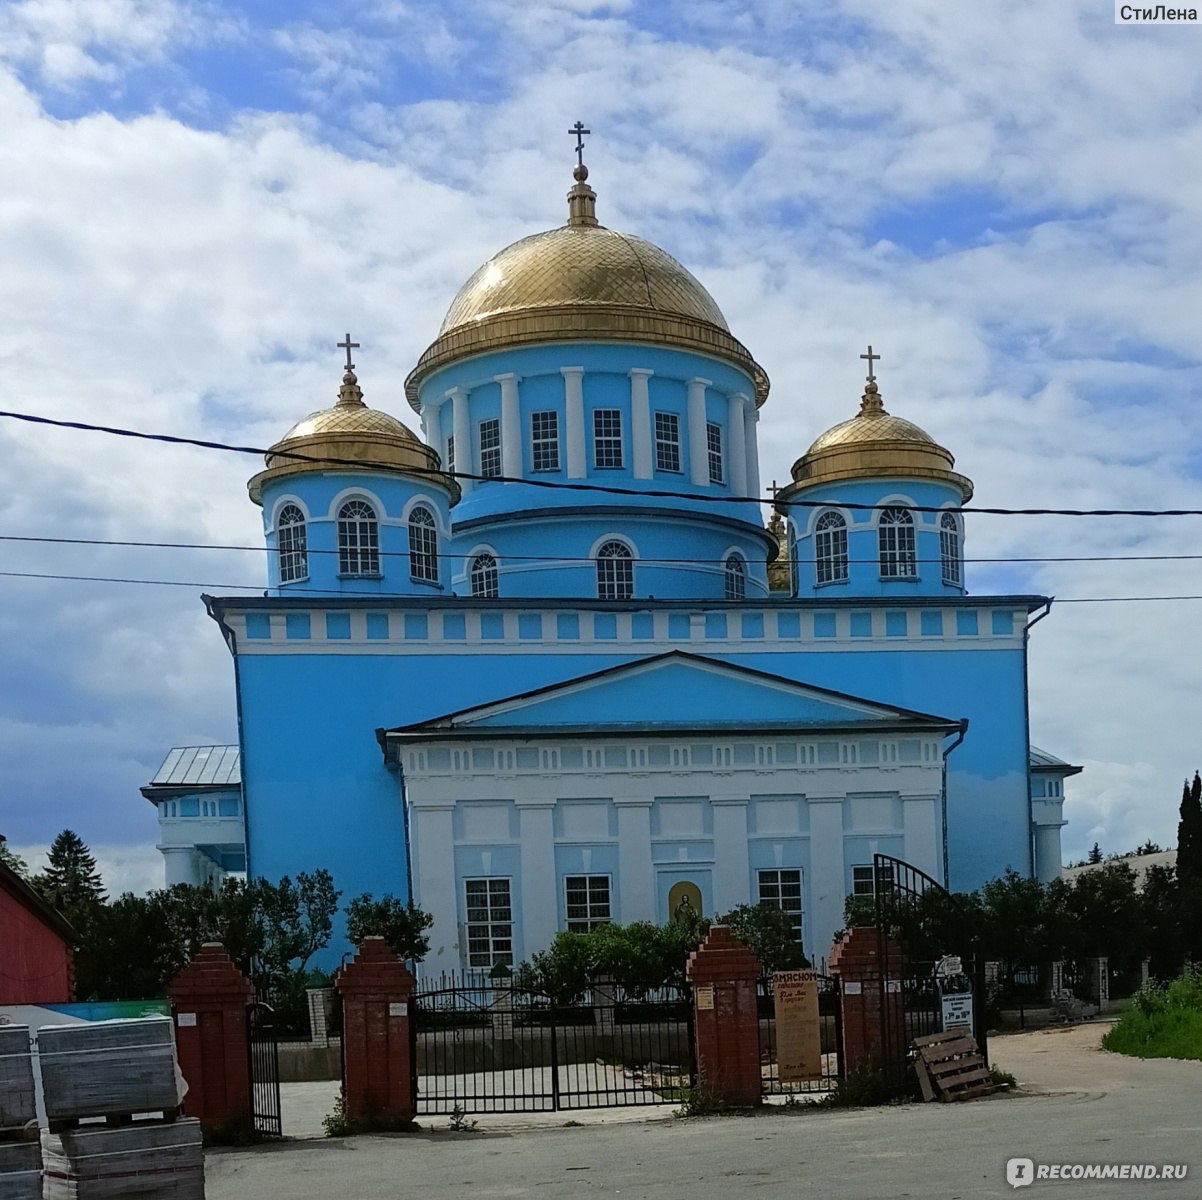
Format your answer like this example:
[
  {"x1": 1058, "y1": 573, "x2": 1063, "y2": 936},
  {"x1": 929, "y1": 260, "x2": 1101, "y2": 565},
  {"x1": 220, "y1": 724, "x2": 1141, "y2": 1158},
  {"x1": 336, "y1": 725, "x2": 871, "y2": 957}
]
[
  {"x1": 335, "y1": 937, "x2": 416, "y2": 1124},
  {"x1": 685, "y1": 925, "x2": 762, "y2": 1107},
  {"x1": 168, "y1": 942, "x2": 254, "y2": 1134},
  {"x1": 828, "y1": 927, "x2": 904, "y2": 1072}
]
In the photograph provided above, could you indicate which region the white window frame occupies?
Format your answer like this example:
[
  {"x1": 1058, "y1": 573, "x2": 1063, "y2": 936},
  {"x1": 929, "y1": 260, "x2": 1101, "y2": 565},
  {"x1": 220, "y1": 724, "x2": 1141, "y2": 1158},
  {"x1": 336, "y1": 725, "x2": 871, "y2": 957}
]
[
  {"x1": 446, "y1": 434, "x2": 455, "y2": 475},
  {"x1": 596, "y1": 540, "x2": 634, "y2": 600},
  {"x1": 815, "y1": 510, "x2": 849, "y2": 585},
  {"x1": 654, "y1": 411, "x2": 681, "y2": 473},
  {"x1": 464, "y1": 877, "x2": 513, "y2": 969},
  {"x1": 940, "y1": 511, "x2": 962, "y2": 587},
  {"x1": 706, "y1": 421, "x2": 724, "y2": 484},
  {"x1": 469, "y1": 552, "x2": 499, "y2": 598},
  {"x1": 724, "y1": 553, "x2": 746, "y2": 601},
  {"x1": 878, "y1": 507, "x2": 917, "y2": 580},
  {"x1": 564, "y1": 874, "x2": 611, "y2": 933},
  {"x1": 593, "y1": 408, "x2": 624, "y2": 469},
  {"x1": 408, "y1": 505, "x2": 439, "y2": 584},
  {"x1": 852, "y1": 863, "x2": 894, "y2": 897},
  {"x1": 337, "y1": 499, "x2": 380, "y2": 577},
  {"x1": 757, "y1": 868, "x2": 803, "y2": 941},
  {"x1": 531, "y1": 410, "x2": 560, "y2": 472},
  {"x1": 277, "y1": 503, "x2": 308, "y2": 583},
  {"x1": 479, "y1": 418, "x2": 501, "y2": 479}
]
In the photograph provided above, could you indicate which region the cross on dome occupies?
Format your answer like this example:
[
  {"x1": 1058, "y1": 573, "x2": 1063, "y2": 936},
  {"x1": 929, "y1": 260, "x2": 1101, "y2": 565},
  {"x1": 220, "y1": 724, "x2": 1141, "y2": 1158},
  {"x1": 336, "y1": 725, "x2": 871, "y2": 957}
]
[
  {"x1": 338, "y1": 333, "x2": 360, "y2": 371},
  {"x1": 568, "y1": 120, "x2": 590, "y2": 168},
  {"x1": 860, "y1": 344, "x2": 881, "y2": 383}
]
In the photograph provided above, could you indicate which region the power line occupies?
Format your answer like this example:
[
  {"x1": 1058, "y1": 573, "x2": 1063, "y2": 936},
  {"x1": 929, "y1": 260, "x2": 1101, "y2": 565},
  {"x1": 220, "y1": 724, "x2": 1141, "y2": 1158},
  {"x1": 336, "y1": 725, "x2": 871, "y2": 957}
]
[{"x1": 4, "y1": 407, "x2": 1202, "y2": 518}]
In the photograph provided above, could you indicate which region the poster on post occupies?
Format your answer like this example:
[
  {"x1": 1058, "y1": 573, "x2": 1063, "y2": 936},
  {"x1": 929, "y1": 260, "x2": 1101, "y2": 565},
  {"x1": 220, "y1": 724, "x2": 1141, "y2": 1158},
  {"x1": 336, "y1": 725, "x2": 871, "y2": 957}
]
[{"x1": 772, "y1": 969, "x2": 822, "y2": 1082}]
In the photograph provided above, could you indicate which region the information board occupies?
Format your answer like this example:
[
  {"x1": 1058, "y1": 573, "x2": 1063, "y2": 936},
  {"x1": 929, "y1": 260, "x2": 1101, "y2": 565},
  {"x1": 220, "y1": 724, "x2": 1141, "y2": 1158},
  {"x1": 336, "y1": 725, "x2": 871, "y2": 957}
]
[{"x1": 772, "y1": 969, "x2": 822, "y2": 1082}]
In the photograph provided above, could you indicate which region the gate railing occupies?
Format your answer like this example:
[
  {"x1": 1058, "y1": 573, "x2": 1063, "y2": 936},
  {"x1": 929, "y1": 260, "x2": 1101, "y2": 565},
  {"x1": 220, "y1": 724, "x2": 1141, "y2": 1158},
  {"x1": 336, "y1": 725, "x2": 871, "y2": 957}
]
[{"x1": 247, "y1": 1000, "x2": 282, "y2": 1137}]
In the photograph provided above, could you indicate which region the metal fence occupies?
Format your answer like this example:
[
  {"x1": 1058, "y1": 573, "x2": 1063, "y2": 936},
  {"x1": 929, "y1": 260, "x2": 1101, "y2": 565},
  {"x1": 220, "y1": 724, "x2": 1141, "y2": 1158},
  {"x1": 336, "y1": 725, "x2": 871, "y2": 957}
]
[
  {"x1": 757, "y1": 973, "x2": 844, "y2": 1097},
  {"x1": 412, "y1": 974, "x2": 695, "y2": 1114},
  {"x1": 247, "y1": 1001, "x2": 282, "y2": 1137}
]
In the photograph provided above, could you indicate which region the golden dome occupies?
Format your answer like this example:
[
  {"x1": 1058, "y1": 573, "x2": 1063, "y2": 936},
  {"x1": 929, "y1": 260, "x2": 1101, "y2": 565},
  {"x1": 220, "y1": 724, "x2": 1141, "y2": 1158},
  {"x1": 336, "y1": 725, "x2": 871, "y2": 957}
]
[
  {"x1": 405, "y1": 170, "x2": 768, "y2": 409},
  {"x1": 778, "y1": 381, "x2": 973, "y2": 502},
  {"x1": 249, "y1": 368, "x2": 458, "y2": 505}
]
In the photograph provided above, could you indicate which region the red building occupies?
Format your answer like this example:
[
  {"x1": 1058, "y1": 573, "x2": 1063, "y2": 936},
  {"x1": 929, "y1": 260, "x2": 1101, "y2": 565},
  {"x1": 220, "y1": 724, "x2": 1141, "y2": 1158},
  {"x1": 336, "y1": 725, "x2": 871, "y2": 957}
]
[{"x1": 0, "y1": 861, "x2": 75, "y2": 1004}]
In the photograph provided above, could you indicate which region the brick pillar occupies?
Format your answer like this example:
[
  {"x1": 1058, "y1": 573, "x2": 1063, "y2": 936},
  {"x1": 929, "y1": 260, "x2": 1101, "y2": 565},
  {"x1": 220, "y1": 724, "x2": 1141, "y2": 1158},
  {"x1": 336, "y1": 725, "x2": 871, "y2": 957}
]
[
  {"x1": 336, "y1": 937, "x2": 416, "y2": 1124},
  {"x1": 685, "y1": 925, "x2": 762, "y2": 1107},
  {"x1": 168, "y1": 942, "x2": 254, "y2": 1134},
  {"x1": 829, "y1": 927, "x2": 904, "y2": 1072}
]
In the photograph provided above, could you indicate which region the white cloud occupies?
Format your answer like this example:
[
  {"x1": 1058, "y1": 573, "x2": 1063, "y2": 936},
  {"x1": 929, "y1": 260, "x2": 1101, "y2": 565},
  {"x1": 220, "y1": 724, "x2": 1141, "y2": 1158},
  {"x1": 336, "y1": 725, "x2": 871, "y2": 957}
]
[{"x1": 12, "y1": 841, "x2": 163, "y2": 897}]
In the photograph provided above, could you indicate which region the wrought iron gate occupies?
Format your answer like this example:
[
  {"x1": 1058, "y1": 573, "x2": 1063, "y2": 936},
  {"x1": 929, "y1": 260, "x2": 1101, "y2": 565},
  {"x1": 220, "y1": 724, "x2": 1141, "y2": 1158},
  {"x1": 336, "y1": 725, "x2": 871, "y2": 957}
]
[
  {"x1": 247, "y1": 1001, "x2": 282, "y2": 1137},
  {"x1": 873, "y1": 853, "x2": 987, "y2": 1091},
  {"x1": 412, "y1": 974, "x2": 695, "y2": 1114},
  {"x1": 758, "y1": 973, "x2": 844, "y2": 1097}
]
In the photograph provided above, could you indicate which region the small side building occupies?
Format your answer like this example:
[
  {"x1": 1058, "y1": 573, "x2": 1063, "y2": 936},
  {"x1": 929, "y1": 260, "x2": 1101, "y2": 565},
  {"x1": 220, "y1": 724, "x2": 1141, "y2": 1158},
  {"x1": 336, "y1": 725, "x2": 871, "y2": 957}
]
[{"x1": 0, "y1": 860, "x2": 75, "y2": 1004}]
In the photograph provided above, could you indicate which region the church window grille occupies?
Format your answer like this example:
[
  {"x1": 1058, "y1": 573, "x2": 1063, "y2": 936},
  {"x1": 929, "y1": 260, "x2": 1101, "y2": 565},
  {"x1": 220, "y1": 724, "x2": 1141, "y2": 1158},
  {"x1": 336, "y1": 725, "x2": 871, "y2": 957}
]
[
  {"x1": 940, "y1": 512, "x2": 962, "y2": 586},
  {"x1": 531, "y1": 411, "x2": 560, "y2": 472},
  {"x1": 465, "y1": 878, "x2": 513, "y2": 968},
  {"x1": 565, "y1": 875, "x2": 611, "y2": 932},
  {"x1": 815, "y1": 511, "x2": 849, "y2": 585},
  {"x1": 707, "y1": 422, "x2": 724, "y2": 484},
  {"x1": 724, "y1": 554, "x2": 746, "y2": 601},
  {"x1": 596, "y1": 541, "x2": 633, "y2": 600},
  {"x1": 593, "y1": 409, "x2": 624, "y2": 469},
  {"x1": 852, "y1": 864, "x2": 895, "y2": 897},
  {"x1": 277, "y1": 503, "x2": 308, "y2": 583},
  {"x1": 469, "y1": 553, "x2": 498, "y2": 598},
  {"x1": 878, "y1": 507, "x2": 917, "y2": 579},
  {"x1": 758, "y1": 869, "x2": 803, "y2": 941},
  {"x1": 446, "y1": 434, "x2": 455, "y2": 474},
  {"x1": 408, "y1": 506, "x2": 439, "y2": 583},
  {"x1": 479, "y1": 418, "x2": 502, "y2": 478},
  {"x1": 337, "y1": 500, "x2": 380, "y2": 577},
  {"x1": 654, "y1": 411, "x2": 681, "y2": 472}
]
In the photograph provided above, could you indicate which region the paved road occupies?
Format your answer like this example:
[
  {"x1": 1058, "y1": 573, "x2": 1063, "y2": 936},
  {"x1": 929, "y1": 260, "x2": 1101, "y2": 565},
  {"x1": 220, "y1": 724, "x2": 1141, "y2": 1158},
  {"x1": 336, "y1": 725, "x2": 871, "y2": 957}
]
[{"x1": 206, "y1": 1023, "x2": 1201, "y2": 1199}]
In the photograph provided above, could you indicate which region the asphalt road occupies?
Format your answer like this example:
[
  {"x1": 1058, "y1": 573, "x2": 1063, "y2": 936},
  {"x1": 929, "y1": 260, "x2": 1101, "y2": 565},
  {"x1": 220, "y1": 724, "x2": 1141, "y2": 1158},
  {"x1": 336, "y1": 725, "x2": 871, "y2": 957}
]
[{"x1": 205, "y1": 1024, "x2": 1201, "y2": 1199}]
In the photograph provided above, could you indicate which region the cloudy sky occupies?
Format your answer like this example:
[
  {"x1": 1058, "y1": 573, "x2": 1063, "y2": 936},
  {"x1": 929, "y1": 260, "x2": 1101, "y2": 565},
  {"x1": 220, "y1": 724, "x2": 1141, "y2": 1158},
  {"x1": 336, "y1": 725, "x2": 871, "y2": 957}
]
[{"x1": 1, "y1": 0, "x2": 1200, "y2": 892}]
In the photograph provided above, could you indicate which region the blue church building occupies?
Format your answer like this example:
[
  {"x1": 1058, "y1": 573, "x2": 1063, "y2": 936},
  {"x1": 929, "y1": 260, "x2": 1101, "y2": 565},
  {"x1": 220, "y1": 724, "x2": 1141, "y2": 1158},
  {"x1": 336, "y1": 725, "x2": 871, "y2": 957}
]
[{"x1": 146, "y1": 157, "x2": 1079, "y2": 970}]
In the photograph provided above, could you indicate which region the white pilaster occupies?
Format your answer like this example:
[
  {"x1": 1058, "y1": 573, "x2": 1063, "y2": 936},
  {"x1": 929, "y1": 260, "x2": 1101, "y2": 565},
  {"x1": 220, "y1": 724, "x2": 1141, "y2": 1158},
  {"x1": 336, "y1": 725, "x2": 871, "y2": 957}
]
[
  {"x1": 629, "y1": 369, "x2": 653, "y2": 480},
  {"x1": 807, "y1": 795, "x2": 845, "y2": 965},
  {"x1": 711, "y1": 797, "x2": 750, "y2": 912},
  {"x1": 497, "y1": 372, "x2": 522, "y2": 478},
  {"x1": 687, "y1": 377, "x2": 711, "y2": 487},
  {"x1": 902, "y1": 794, "x2": 941, "y2": 883},
  {"x1": 744, "y1": 402, "x2": 761, "y2": 502},
  {"x1": 518, "y1": 802, "x2": 557, "y2": 957},
  {"x1": 615, "y1": 799, "x2": 655, "y2": 922},
  {"x1": 727, "y1": 393, "x2": 748, "y2": 497},
  {"x1": 412, "y1": 802, "x2": 460, "y2": 969},
  {"x1": 449, "y1": 387, "x2": 472, "y2": 494},
  {"x1": 562, "y1": 367, "x2": 586, "y2": 479}
]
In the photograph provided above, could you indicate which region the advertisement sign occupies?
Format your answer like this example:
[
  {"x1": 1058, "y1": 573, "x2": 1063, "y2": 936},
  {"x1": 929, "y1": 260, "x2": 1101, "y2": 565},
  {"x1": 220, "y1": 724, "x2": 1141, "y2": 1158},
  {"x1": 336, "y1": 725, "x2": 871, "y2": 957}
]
[{"x1": 773, "y1": 969, "x2": 822, "y2": 1082}]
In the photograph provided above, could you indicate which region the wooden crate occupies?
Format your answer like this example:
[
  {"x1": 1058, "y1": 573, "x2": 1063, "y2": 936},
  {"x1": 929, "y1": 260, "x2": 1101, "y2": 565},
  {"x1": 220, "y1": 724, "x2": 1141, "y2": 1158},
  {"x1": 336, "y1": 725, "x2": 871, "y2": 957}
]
[
  {"x1": 42, "y1": 1118, "x2": 204, "y2": 1200},
  {"x1": 0, "y1": 1027, "x2": 36, "y2": 1130},
  {"x1": 37, "y1": 1019, "x2": 181, "y2": 1122},
  {"x1": 912, "y1": 1030, "x2": 1008, "y2": 1102},
  {"x1": 0, "y1": 1139, "x2": 43, "y2": 1200}
]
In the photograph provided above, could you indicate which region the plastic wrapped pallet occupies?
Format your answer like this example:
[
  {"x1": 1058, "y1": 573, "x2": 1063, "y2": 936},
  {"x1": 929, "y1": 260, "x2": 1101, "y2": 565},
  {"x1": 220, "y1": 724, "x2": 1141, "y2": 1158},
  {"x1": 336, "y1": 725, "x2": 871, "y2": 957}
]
[
  {"x1": 0, "y1": 1139, "x2": 43, "y2": 1200},
  {"x1": 37, "y1": 1018, "x2": 182, "y2": 1121},
  {"x1": 0, "y1": 1026, "x2": 35, "y2": 1129},
  {"x1": 42, "y1": 1118, "x2": 204, "y2": 1200}
]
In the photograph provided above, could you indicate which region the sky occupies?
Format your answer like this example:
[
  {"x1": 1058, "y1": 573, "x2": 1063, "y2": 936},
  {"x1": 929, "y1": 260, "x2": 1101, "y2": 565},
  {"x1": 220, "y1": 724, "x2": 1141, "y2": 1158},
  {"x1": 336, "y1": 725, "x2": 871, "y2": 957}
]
[{"x1": 1, "y1": 0, "x2": 1201, "y2": 893}]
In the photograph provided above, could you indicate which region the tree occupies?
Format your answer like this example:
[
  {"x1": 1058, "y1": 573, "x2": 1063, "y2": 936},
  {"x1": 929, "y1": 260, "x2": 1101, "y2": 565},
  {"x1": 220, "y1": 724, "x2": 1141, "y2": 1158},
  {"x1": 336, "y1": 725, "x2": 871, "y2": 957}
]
[
  {"x1": 1141, "y1": 863, "x2": 1184, "y2": 981},
  {"x1": 1087, "y1": 842, "x2": 1104, "y2": 865},
  {"x1": 716, "y1": 904, "x2": 808, "y2": 975},
  {"x1": 1177, "y1": 772, "x2": 1202, "y2": 889},
  {"x1": 1135, "y1": 840, "x2": 1163, "y2": 857},
  {"x1": 37, "y1": 830, "x2": 107, "y2": 915},
  {"x1": 0, "y1": 834, "x2": 27, "y2": 877},
  {"x1": 344, "y1": 894, "x2": 432, "y2": 964}
]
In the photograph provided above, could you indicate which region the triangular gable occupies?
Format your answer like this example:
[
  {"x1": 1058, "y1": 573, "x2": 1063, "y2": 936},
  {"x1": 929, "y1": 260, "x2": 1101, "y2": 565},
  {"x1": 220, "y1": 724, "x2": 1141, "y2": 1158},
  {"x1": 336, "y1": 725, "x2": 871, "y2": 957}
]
[{"x1": 383, "y1": 651, "x2": 960, "y2": 738}]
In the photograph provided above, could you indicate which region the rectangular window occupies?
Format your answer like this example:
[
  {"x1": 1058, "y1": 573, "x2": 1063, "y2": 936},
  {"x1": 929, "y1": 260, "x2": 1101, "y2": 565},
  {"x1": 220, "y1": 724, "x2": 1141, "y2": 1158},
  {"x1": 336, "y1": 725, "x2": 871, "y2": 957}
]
[
  {"x1": 757, "y1": 868, "x2": 803, "y2": 941},
  {"x1": 465, "y1": 878, "x2": 513, "y2": 968},
  {"x1": 531, "y1": 410, "x2": 560, "y2": 472},
  {"x1": 707, "y1": 422, "x2": 724, "y2": 484},
  {"x1": 852, "y1": 864, "x2": 895, "y2": 897},
  {"x1": 446, "y1": 434, "x2": 455, "y2": 474},
  {"x1": 479, "y1": 418, "x2": 501, "y2": 479},
  {"x1": 565, "y1": 875, "x2": 611, "y2": 933},
  {"x1": 593, "y1": 408, "x2": 624, "y2": 469},
  {"x1": 654, "y1": 411, "x2": 681, "y2": 473}
]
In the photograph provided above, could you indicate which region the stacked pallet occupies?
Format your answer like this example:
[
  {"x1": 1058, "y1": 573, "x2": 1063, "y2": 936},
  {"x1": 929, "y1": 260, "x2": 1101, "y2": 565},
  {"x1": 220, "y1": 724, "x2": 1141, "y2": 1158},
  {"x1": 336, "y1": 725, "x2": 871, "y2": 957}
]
[
  {"x1": 912, "y1": 1029, "x2": 1009, "y2": 1102},
  {"x1": 0, "y1": 1026, "x2": 41, "y2": 1200},
  {"x1": 42, "y1": 1120, "x2": 204, "y2": 1200}
]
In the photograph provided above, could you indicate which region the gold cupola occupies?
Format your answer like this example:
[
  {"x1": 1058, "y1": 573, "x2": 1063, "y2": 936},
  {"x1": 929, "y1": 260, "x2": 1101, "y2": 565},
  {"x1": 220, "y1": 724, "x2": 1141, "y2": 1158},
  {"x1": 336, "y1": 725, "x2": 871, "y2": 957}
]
[
  {"x1": 249, "y1": 362, "x2": 458, "y2": 505},
  {"x1": 778, "y1": 371, "x2": 973, "y2": 502},
  {"x1": 404, "y1": 163, "x2": 769, "y2": 410}
]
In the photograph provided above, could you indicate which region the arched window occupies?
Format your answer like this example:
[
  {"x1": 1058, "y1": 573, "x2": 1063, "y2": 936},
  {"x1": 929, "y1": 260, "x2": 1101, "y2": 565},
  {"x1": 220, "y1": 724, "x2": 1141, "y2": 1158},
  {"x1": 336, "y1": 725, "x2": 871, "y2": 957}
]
[
  {"x1": 595, "y1": 541, "x2": 633, "y2": 600},
  {"x1": 815, "y1": 511, "x2": 849, "y2": 585},
  {"x1": 408, "y1": 505, "x2": 439, "y2": 584},
  {"x1": 878, "y1": 507, "x2": 917, "y2": 579},
  {"x1": 337, "y1": 499, "x2": 379, "y2": 577},
  {"x1": 277, "y1": 503, "x2": 308, "y2": 583},
  {"x1": 470, "y1": 552, "x2": 498, "y2": 598},
  {"x1": 940, "y1": 512, "x2": 962, "y2": 587},
  {"x1": 724, "y1": 554, "x2": 746, "y2": 601}
]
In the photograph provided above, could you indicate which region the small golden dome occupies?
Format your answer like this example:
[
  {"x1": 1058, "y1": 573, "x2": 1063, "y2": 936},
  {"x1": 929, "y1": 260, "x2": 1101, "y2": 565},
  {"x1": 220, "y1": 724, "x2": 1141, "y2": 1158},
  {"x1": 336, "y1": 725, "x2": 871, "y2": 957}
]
[
  {"x1": 779, "y1": 381, "x2": 973, "y2": 502},
  {"x1": 249, "y1": 367, "x2": 458, "y2": 505},
  {"x1": 405, "y1": 173, "x2": 768, "y2": 409}
]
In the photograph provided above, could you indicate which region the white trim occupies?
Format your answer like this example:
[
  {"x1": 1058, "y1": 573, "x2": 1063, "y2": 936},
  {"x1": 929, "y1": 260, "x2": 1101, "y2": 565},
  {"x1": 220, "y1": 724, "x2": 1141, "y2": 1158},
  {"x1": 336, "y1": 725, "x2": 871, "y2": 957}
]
[
  {"x1": 872, "y1": 494, "x2": 919, "y2": 525},
  {"x1": 587, "y1": 532, "x2": 640, "y2": 560},
  {"x1": 800, "y1": 505, "x2": 854, "y2": 539},
  {"x1": 497, "y1": 372, "x2": 522, "y2": 479},
  {"x1": 687, "y1": 377, "x2": 711, "y2": 488},
  {"x1": 629, "y1": 368, "x2": 653, "y2": 481},
  {"x1": 399, "y1": 493, "x2": 451, "y2": 537},
  {"x1": 268, "y1": 494, "x2": 312, "y2": 525},
  {"x1": 743, "y1": 403, "x2": 761, "y2": 503},
  {"x1": 450, "y1": 386, "x2": 473, "y2": 495},
  {"x1": 562, "y1": 367, "x2": 586, "y2": 479},
  {"x1": 326, "y1": 487, "x2": 384, "y2": 521},
  {"x1": 728, "y1": 393, "x2": 748, "y2": 498}
]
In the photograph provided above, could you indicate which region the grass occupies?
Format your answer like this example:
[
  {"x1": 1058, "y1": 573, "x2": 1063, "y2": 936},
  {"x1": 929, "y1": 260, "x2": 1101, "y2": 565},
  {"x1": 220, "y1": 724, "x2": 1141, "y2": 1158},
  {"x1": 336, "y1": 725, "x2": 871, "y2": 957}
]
[{"x1": 1101, "y1": 967, "x2": 1202, "y2": 1062}]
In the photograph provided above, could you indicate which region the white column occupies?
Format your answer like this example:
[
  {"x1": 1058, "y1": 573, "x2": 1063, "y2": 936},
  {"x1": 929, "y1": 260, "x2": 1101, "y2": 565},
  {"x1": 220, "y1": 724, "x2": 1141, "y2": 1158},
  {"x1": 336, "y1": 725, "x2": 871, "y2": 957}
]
[
  {"x1": 161, "y1": 847, "x2": 200, "y2": 887},
  {"x1": 518, "y1": 802, "x2": 558, "y2": 957},
  {"x1": 1034, "y1": 821, "x2": 1067, "y2": 884},
  {"x1": 629, "y1": 369, "x2": 653, "y2": 480},
  {"x1": 744, "y1": 402, "x2": 761, "y2": 502},
  {"x1": 419, "y1": 399, "x2": 436, "y2": 443},
  {"x1": 449, "y1": 387, "x2": 472, "y2": 495},
  {"x1": 687, "y1": 377, "x2": 711, "y2": 487},
  {"x1": 711, "y1": 798, "x2": 750, "y2": 912},
  {"x1": 902, "y1": 794, "x2": 941, "y2": 883},
  {"x1": 615, "y1": 799, "x2": 655, "y2": 922},
  {"x1": 727, "y1": 393, "x2": 748, "y2": 497},
  {"x1": 497, "y1": 372, "x2": 522, "y2": 478},
  {"x1": 806, "y1": 795, "x2": 845, "y2": 966},
  {"x1": 562, "y1": 367, "x2": 586, "y2": 479},
  {"x1": 412, "y1": 802, "x2": 460, "y2": 969}
]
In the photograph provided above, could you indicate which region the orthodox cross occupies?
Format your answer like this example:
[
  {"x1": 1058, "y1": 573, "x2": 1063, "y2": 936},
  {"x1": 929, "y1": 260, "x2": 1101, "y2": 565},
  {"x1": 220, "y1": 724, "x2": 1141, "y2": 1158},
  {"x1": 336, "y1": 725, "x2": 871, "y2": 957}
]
[
  {"x1": 338, "y1": 333, "x2": 360, "y2": 371},
  {"x1": 860, "y1": 344, "x2": 881, "y2": 383},
  {"x1": 568, "y1": 120, "x2": 590, "y2": 167}
]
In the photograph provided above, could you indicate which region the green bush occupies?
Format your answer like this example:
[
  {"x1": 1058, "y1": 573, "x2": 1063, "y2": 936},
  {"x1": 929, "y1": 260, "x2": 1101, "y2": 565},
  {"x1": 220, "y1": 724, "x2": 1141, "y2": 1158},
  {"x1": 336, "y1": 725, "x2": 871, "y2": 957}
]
[{"x1": 1102, "y1": 966, "x2": 1202, "y2": 1061}]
